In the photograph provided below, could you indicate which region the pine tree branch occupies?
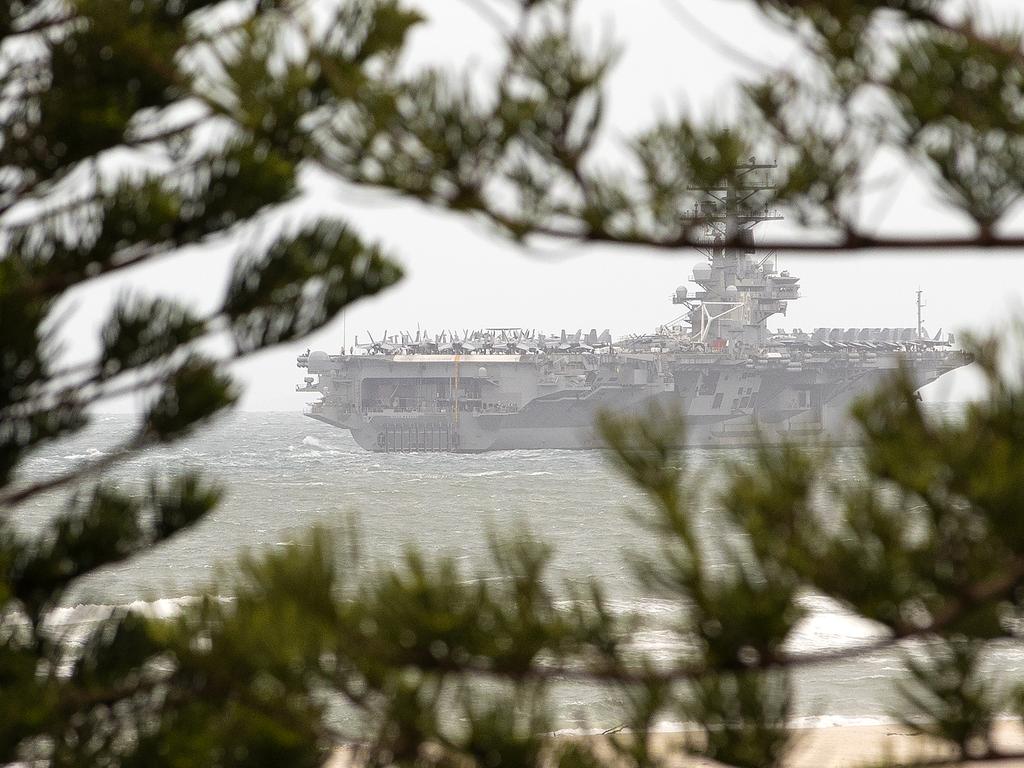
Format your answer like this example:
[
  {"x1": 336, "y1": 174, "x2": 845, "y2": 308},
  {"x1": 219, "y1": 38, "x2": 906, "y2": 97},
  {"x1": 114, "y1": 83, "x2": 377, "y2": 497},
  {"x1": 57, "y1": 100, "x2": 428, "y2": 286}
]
[
  {"x1": 0, "y1": 277, "x2": 379, "y2": 505},
  {"x1": 57, "y1": 675, "x2": 162, "y2": 713},
  {"x1": 326, "y1": 555, "x2": 1024, "y2": 690},
  {"x1": 910, "y1": 7, "x2": 1024, "y2": 64},
  {"x1": 0, "y1": 436, "x2": 144, "y2": 507},
  {"x1": 926, "y1": 557, "x2": 1024, "y2": 631},
  {"x1": 659, "y1": 0, "x2": 776, "y2": 73},
  {"x1": 456, "y1": 0, "x2": 513, "y2": 36},
  {"x1": 1, "y1": 309, "x2": 218, "y2": 418},
  {"x1": 4, "y1": 13, "x2": 77, "y2": 40},
  {"x1": 482, "y1": 212, "x2": 1024, "y2": 252},
  {"x1": 0, "y1": 174, "x2": 53, "y2": 218},
  {"x1": 8, "y1": 204, "x2": 249, "y2": 300},
  {"x1": 0, "y1": 112, "x2": 213, "y2": 225}
]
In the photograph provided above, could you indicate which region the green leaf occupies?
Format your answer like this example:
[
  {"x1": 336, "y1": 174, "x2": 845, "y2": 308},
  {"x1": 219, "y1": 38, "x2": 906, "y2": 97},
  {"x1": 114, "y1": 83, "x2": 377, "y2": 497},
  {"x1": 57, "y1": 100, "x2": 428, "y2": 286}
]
[
  {"x1": 176, "y1": 142, "x2": 298, "y2": 242},
  {"x1": 99, "y1": 296, "x2": 206, "y2": 378},
  {"x1": 224, "y1": 220, "x2": 402, "y2": 353},
  {"x1": 0, "y1": 403, "x2": 86, "y2": 489},
  {"x1": 0, "y1": 632, "x2": 57, "y2": 758},
  {"x1": 69, "y1": 611, "x2": 162, "y2": 694},
  {"x1": 150, "y1": 472, "x2": 222, "y2": 541},
  {"x1": 12, "y1": 485, "x2": 145, "y2": 620},
  {"x1": 357, "y1": 3, "x2": 424, "y2": 60},
  {"x1": 681, "y1": 671, "x2": 792, "y2": 768},
  {"x1": 2, "y1": 3, "x2": 180, "y2": 182},
  {"x1": 896, "y1": 638, "x2": 998, "y2": 757},
  {"x1": 142, "y1": 356, "x2": 238, "y2": 442}
]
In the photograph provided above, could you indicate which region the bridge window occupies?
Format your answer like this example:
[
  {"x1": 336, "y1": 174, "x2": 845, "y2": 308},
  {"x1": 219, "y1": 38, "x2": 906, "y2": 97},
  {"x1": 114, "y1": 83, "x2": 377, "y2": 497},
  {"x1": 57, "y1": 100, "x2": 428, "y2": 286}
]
[{"x1": 699, "y1": 372, "x2": 720, "y2": 396}]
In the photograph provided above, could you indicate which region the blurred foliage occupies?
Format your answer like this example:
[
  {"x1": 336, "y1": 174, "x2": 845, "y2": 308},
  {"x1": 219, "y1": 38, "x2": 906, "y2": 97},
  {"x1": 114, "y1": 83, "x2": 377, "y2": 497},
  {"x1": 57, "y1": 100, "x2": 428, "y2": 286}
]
[
  {"x1": 10, "y1": 338, "x2": 1024, "y2": 767},
  {"x1": 1, "y1": 0, "x2": 407, "y2": 764},
  {"x1": 3, "y1": 1, "x2": 1024, "y2": 767}
]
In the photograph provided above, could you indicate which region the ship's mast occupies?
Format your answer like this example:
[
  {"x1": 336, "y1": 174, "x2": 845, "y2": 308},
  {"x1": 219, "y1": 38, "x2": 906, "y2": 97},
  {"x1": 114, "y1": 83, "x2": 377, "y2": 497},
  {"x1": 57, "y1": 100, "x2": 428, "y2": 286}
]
[
  {"x1": 674, "y1": 160, "x2": 797, "y2": 349},
  {"x1": 916, "y1": 288, "x2": 926, "y2": 341},
  {"x1": 684, "y1": 160, "x2": 783, "y2": 260}
]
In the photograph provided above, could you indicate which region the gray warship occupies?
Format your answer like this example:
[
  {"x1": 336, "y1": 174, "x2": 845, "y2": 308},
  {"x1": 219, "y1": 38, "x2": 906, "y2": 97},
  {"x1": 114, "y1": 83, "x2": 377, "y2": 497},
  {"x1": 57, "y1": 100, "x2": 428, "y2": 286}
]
[{"x1": 296, "y1": 162, "x2": 971, "y2": 452}]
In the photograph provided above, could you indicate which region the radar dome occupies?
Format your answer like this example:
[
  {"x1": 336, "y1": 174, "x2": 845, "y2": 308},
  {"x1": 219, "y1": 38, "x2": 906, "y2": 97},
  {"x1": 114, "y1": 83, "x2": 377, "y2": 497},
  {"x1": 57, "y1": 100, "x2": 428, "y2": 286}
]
[
  {"x1": 478, "y1": 367, "x2": 488, "y2": 378},
  {"x1": 675, "y1": 285, "x2": 688, "y2": 299},
  {"x1": 726, "y1": 284, "x2": 738, "y2": 294},
  {"x1": 307, "y1": 350, "x2": 330, "y2": 366}
]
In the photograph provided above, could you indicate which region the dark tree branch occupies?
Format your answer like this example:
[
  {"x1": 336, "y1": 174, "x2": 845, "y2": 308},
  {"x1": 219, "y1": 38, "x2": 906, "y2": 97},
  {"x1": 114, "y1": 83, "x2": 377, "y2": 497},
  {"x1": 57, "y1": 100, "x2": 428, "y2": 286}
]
[
  {"x1": 0, "y1": 437, "x2": 143, "y2": 508},
  {"x1": 659, "y1": 0, "x2": 776, "y2": 73},
  {"x1": 6, "y1": 13, "x2": 76, "y2": 39},
  {"x1": 501, "y1": 220, "x2": 1024, "y2": 253}
]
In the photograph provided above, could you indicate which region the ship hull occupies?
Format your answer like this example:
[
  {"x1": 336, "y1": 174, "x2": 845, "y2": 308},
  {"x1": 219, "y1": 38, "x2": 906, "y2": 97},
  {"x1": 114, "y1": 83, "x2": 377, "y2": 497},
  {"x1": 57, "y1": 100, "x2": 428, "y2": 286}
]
[
  {"x1": 303, "y1": 353, "x2": 969, "y2": 452},
  {"x1": 309, "y1": 409, "x2": 837, "y2": 452}
]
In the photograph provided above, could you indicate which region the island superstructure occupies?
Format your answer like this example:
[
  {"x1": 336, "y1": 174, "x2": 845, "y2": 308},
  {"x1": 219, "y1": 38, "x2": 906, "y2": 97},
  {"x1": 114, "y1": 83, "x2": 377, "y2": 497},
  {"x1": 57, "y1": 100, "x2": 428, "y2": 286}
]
[{"x1": 295, "y1": 162, "x2": 970, "y2": 452}]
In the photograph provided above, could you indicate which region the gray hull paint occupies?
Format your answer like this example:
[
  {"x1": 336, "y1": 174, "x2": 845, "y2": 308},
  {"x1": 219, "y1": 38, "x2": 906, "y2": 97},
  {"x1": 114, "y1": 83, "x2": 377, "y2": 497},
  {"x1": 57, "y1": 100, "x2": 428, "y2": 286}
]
[{"x1": 302, "y1": 354, "x2": 967, "y2": 452}]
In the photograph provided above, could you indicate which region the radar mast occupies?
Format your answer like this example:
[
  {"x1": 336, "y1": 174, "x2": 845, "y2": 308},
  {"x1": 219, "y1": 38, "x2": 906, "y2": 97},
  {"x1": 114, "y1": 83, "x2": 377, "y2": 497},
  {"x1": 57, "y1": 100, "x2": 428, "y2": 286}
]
[{"x1": 673, "y1": 159, "x2": 798, "y2": 350}]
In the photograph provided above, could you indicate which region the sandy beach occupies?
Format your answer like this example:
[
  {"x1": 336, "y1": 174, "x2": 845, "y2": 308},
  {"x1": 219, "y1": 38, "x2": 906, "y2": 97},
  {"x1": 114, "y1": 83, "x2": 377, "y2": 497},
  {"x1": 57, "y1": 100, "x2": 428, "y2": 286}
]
[
  {"x1": 780, "y1": 721, "x2": 1024, "y2": 767},
  {"x1": 328, "y1": 721, "x2": 1024, "y2": 767},
  {"x1": 698, "y1": 721, "x2": 1023, "y2": 767}
]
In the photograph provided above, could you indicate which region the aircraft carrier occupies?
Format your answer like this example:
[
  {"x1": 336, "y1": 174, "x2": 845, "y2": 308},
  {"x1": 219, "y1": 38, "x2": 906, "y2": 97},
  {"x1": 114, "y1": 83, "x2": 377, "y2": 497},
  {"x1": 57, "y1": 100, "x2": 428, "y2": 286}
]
[{"x1": 295, "y1": 162, "x2": 971, "y2": 452}]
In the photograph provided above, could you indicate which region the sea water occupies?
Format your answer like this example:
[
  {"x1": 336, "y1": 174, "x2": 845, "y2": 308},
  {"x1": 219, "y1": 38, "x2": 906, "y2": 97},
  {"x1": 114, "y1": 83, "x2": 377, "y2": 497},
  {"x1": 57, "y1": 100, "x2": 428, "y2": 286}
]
[{"x1": 9, "y1": 408, "x2": 1023, "y2": 731}]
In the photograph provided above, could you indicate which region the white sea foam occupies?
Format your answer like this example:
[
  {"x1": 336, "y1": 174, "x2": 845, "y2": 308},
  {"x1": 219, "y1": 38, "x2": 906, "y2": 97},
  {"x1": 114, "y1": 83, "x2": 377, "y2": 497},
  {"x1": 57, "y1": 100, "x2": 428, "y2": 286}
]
[
  {"x1": 786, "y1": 714, "x2": 899, "y2": 729},
  {"x1": 302, "y1": 435, "x2": 330, "y2": 450},
  {"x1": 47, "y1": 597, "x2": 190, "y2": 625},
  {"x1": 786, "y1": 596, "x2": 887, "y2": 654},
  {"x1": 628, "y1": 629, "x2": 686, "y2": 655},
  {"x1": 551, "y1": 714, "x2": 901, "y2": 737},
  {"x1": 62, "y1": 448, "x2": 107, "y2": 461},
  {"x1": 609, "y1": 598, "x2": 679, "y2": 618},
  {"x1": 12, "y1": 597, "x2": 228, "y2": 678},
  {"x1": 605, "y1": 595, "x2": 887, "y2": 657},
  {"x1": 41, "y1": 596, "x2": 231, "y2": 643}
]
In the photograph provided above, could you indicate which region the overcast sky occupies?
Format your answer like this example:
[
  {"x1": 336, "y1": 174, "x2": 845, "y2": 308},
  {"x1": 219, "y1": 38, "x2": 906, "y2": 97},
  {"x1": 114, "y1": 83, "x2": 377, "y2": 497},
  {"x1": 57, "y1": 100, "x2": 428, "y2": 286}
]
[{"x1": 70, "y1": 0, "x2": 1024, "y2": 411}]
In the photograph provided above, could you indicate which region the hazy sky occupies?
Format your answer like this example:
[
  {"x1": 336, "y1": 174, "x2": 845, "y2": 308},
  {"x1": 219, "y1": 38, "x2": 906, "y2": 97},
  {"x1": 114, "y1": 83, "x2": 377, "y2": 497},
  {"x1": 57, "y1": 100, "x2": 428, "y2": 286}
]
[{"x1": 68, "y1": 0, "x2": 1024, "y2": 411}]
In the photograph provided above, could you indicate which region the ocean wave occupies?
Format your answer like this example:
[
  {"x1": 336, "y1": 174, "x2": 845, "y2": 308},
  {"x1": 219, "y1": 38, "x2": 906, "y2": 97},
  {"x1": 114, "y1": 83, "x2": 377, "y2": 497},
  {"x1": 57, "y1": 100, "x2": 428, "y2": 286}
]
[
  {"x1": 626, "y1": 629, "x2": 687, "y2": 656},
  {"x1": 41, "y1": 596, "x2": 234, "y2": 642},
  {"x1": 781, "y1": 595, "x2": 889, "y2": 653},
  {"x1": 7, "y1": 597, "x2": 230, "y2": 676},
  {"x1": 62, "y1": 448, "x2": 107, "y2": 461},
  {"x1": 45, "y1": 597, "x2": 198, "y2": 628},
  {"x1": 602, "y1": 598, "x2": 680, "y2": 618},
  {"x1": 551, "y1": 714, "x2": 901, "y2": 737},
  {"x1": 786, "y1": 714, "x2": 900, "y2": 729},
  {"x1": 591, "y1": 596, "x2": 889, "y2": 656},
  {"x1": 302, "y1": 435, "x2": 331, "y2": 450}
]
